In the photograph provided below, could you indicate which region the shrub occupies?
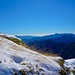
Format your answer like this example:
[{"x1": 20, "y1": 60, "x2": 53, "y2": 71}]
[
  {"x1": 0, "y1": 61, "x2": 2, "y2": 63},
  {"x1": 13, "y1": 69, "x2": 18, "y2": 75},
  {"x1": 21, "y1": 63, "x2": 26, "y2": 65},
  {"x1": 57, "y1": 59, "x2": 64, "y2": 67},
  {"x1": 19, "y1": 69, "x2": 28, "y2": 75},
  {"x1": 59, "y1": 69, "x2": 66, "y2": 75},
  {"x1": 14, "y1": 72, "x2": 18, "y2": 75}
]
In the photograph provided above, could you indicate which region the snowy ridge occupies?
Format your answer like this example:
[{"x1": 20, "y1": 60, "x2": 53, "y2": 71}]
[
  {"x1": 0, "y1": 33, "x2": 21, "y2": 40},
  {"x1": 0, "y1": 36, "x2": 62, "y2": 75}
]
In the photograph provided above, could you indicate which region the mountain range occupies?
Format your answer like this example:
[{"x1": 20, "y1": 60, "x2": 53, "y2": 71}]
[{"x1": 16, "y1": 33, "x2": 75, "y2": 59}]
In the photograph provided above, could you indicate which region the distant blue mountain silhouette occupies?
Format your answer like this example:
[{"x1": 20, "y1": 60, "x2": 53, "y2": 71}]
[
  {"x1": 16, "y1": 33, "x2": 75, "y2": 59},
  {"x1": 16, "y1": 33, "x2": 75, "y2": 43}
]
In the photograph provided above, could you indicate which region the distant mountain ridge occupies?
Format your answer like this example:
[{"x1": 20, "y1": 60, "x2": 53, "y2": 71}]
[
  {"x1": 16, "y1": 33, "x2": 75, "y2": 43},
  {"x1": 53, "y1": 34, "x2": 75, "y2": 43},
  {"x1": 16, "y1": 33, "x2": 75, "y2": 59}
]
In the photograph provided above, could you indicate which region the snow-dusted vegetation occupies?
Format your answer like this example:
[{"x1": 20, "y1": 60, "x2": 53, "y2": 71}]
[{"x1": 0, "y1": 34, "x2": 62, "y2": 75}]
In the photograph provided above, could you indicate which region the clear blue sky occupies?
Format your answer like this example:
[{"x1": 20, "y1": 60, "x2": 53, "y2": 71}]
[{"x1": 0, "y1": 0, "x2": 75, "y2": 35}]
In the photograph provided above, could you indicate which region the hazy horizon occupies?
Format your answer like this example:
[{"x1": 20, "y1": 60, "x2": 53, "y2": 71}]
[{"x1": 15, "y1": 33, "x2": 75, "y2": 37}]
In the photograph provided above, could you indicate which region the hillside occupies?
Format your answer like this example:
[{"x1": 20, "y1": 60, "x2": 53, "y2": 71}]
[
  {"x1": 53, "y1": 34, "x2": 75, "y2": 43},
  {"x1": 0, "y1": 34, "x2": 63, "y2": 75},
  {"x1": 63, "y1": 59, "x2": 75, "y2": 75},
  {"x1": 27, "y1": 39, "x2": 75, "y2": 59},
  {"x1": 19, "y1": 33, "x2": 75, "y2": 59}
]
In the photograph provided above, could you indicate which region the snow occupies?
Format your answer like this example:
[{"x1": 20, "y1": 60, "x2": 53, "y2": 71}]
[
  {"x1": 0, "y1": 36, "x2": 62, "y2": 75},
  {"x1": 47, "y1": 56, "x2": 62, "y2": 62},
  {"x1": 63, "y1": 59, "x2": 75, "y2": 75},
  {"x1": 0, "y1": 33, "x2": 21, "y2": 40},
  {"x1": 64, "y1": 59, "x2": 75, "y2": 70}
]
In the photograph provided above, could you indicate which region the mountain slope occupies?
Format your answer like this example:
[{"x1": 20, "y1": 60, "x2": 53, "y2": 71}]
[
  {"x1": 0, "y1": 35, "x2": 62, "y2": 75},
  {"x1": 21, "y1": 33, "x2": 75, "y2": 59},
  {"x1": 63, "y1": 59, "x2": 75, "y2": 75},
  {"x1": 53, "y1": 34, "x2": 75, "y2": 43},
  {"x1": 27, "y1": 39, "x2": 75, "y2": 59}
]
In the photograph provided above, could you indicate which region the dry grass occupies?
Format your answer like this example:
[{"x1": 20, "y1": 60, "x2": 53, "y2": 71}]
[
  {"x1": 29, "y1": 46, "x2": 59, "y2": 57},
  {"x1": 11, "y1": 46, "x2": 21, "y2": 50},
  {"x1": 0, "y1": 36, "x2": 28, "y2": 48},
  {"x1": 57, "y1": 59, "x2": 64, "y2": 67}
]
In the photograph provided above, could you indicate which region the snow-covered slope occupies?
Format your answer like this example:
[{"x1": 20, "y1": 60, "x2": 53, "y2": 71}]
[
  {"x1": 64, "y1": 59, "x2": 75, "y2": 70},
  {"x1": 63, "y1": 59, "x2": 75, "y2": 75},
  {"x1": 0, "y1": 36, "x2": 62, "y2": 75},
  {"x1": 0, "y1": 33, "x2": 20, "y2": 40}
]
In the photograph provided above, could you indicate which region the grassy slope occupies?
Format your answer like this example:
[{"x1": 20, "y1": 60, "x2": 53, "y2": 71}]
[{"x1": 0, "y1": 35, "x2": 28, "y2": 48}]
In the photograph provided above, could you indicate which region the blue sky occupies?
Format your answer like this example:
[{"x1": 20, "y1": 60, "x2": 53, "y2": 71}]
[{"x1": 0, "y1": 0, "x2": 75, "y2": 35}]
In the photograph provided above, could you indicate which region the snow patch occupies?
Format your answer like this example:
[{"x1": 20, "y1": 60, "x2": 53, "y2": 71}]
[{"x1": 0, "y1": 37, "x2": 62, "y2": 75}]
